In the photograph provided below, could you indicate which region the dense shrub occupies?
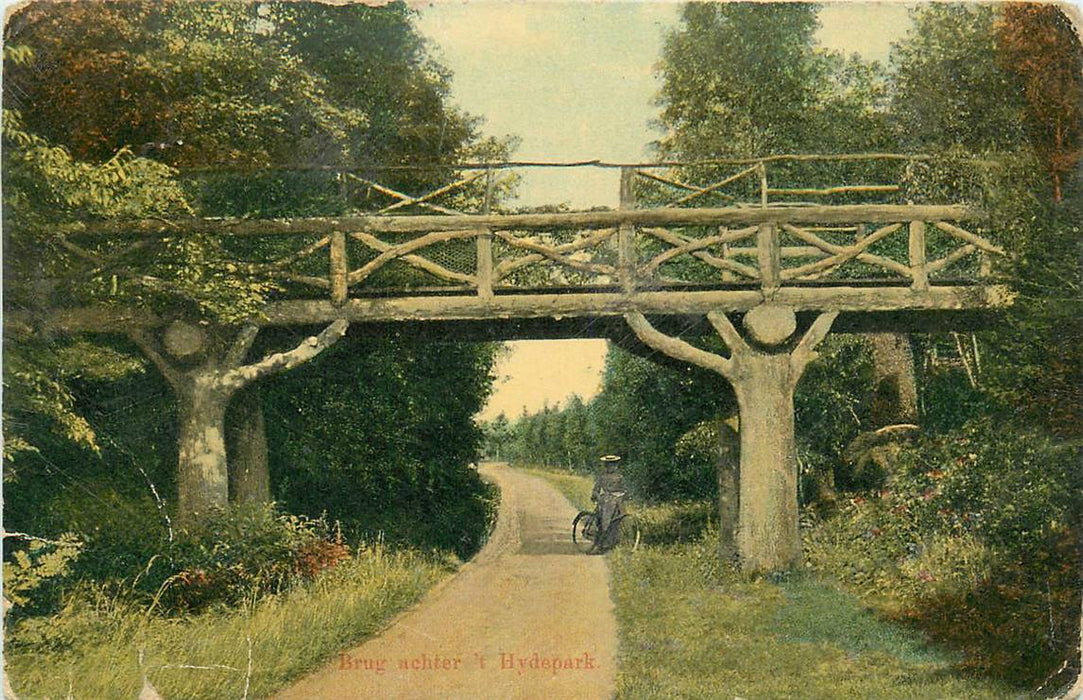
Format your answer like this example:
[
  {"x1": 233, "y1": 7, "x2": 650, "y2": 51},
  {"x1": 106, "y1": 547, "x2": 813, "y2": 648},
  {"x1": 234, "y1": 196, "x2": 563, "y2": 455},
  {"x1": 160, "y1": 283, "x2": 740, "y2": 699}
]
[
  {"x1": 264, "y1": 334, "x2": 499, "y2": 559},
  {"x1": 806, "y1": 418, "x2": 1081, "y2": 685},
  {"x1": 159, "y1": 505, "x2": 350, "y2": 612}
]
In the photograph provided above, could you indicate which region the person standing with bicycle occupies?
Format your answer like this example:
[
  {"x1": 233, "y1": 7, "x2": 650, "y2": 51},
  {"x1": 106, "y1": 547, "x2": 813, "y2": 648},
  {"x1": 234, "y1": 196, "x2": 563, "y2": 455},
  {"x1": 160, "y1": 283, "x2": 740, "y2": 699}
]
[{"x1": 592, "y1": 455, "x2": 626, "y2": 550}]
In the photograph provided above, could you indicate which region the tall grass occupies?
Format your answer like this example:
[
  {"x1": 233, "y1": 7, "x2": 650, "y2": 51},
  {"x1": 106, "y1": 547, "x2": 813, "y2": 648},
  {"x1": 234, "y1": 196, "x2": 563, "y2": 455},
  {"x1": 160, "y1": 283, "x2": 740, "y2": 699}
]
[{"x1": 6, "y1": 543, "x2": 453, "y2": 699}]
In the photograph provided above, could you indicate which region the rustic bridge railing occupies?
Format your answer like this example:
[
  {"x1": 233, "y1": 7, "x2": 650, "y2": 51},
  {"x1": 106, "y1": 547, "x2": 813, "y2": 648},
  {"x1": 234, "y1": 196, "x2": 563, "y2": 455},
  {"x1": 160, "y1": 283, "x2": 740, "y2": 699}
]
[{"x1": 55, "y1": 156, "x2": 1009, "y2": 324}]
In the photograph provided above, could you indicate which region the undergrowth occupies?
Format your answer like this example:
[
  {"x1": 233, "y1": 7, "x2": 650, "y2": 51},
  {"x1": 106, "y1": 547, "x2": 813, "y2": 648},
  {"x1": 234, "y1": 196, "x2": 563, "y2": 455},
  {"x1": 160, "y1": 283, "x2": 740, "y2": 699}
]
[{"x1": 5, "y1": 542, "x2": 454, "y2": 699}]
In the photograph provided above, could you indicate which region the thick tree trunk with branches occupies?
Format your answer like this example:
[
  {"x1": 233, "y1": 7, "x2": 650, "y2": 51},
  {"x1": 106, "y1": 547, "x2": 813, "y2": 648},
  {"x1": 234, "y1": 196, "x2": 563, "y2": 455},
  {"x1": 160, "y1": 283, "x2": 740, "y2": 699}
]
[
  {"x1": 131, "y1": 319, "x2": 348, "y2": 524},
  {"x1": 626, "y1": 306, "x2": 837, "y2": 573}
]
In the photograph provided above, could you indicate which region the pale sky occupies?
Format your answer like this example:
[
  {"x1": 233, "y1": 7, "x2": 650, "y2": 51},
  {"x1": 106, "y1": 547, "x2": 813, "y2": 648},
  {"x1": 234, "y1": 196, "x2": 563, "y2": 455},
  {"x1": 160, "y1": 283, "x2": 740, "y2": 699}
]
[{"x1": 415, "y1": 1, "x2": 915, "y2": 421}]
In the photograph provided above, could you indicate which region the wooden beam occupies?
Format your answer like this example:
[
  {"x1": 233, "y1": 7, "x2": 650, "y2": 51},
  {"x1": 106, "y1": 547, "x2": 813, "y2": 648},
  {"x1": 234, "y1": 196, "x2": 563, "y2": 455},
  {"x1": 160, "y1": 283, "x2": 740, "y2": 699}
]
[
  {"x1": 254, "y1": 236, "x2": 331, "y2": 271},
  {"x1": 662, "y1": 165, "x2": 755, "y2": 207},
  {"x1": 477, "y1": 232, "x2": 493, "y2": 300},
  {"x1": 933, "y1": 221, "x2": 1006, "y2": 255},
  {"x1": 725, "y1": 246, "x2": 828, "y2": 259},
  {"x1": 375, "y1": 171, "x2": 483, "y2": 215},
  {"x1": 64, "y1": 204, "x2": 980, "y2": 238},
  {"x1": 346, "y1": 174, "x2": 463, "y2": 216},
  {"x1": 346, "y1": 229, "x2": 477, "y2": 284},
  {"x1": 926, "y1": 243, "x2": 977, "y2": 276},
  {"x1": 350, "y1": 232, "x2": 477, "y2": 285},
  {"x1": 493, "y1": 229, "x2": 615, "y2": 281},
  {"x1": 641, "y1": 228, "x2": 762, "y2": 275},
  {"x1": 260, "y1": 284, "x2": 1013, "y2": 326},
  {"x1": 640, "y1": 227, "x2": 759, "y2": 279},
  {"x1": 782, "y1": 223, "x2": 911, "y2": 278},
  {"x1": 768, "y1": 185, "x2": 899, "y2": 196},
  {"x1": 625, "y1": 312, "x2": 733, "y2": 377}
]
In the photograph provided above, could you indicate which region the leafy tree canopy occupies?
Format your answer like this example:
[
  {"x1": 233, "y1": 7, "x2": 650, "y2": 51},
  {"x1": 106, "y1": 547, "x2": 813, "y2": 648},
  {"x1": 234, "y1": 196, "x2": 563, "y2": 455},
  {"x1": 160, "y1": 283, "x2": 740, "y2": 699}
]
[{"x1": 654, "y1": 2, "x2": 890, "y2": 161}]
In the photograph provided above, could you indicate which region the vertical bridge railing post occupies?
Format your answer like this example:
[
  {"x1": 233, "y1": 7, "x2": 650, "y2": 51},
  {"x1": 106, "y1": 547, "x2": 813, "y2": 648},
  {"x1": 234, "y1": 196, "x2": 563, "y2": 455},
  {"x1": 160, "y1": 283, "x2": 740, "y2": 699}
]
[
  {"x1": 909, "y1": 220, "x2": 928, "y2": 291},
  {"x1": 757, "y1": 222, "x2": 780, "y2": 294},
  {"x1": 476, "y1": 167, "x2": 495, "y2": 300},
  {"x1": 330, "y1": 230, "x2": 348, "y2": 306},
  {"x1": 619, "y1": 166, "x2": 637, "y2": 292},
  {"x1": 758, "y1": 160, "x2": 768, "y2": 208},
  {"x1": 756, "y1": 160, "x2": 778, "y2": 293},
  {"x1": 330, "y1": 169, "x2": 350, "y2": 306}
]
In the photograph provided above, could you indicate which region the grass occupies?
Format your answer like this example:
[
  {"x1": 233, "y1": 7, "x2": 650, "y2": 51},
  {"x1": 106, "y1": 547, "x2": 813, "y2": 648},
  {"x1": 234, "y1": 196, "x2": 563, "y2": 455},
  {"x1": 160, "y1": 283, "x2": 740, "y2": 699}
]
[
  {"x1": 6, "y1": 543, "x2": 454, "y2": 699},
  {"x1": 522, "y1": 464, "x2": 1025, "y2": 699}
]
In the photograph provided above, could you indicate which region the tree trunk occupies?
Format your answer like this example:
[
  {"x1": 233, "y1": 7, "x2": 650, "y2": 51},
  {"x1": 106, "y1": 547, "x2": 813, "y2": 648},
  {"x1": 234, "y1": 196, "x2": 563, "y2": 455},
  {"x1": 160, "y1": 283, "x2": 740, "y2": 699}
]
[
  {"x1": 868, "y1": 332, "x2": 918, "y2": 426},
  {"x1": 227, "y1": 385, "x2": 270, "y2": 506},
  {"x1": 176, "y1": 377, "x2": 230, "y2": 523},
  {"x1": 733, "y1": 354, "x2": 800, "y2": 573},
  {"x1": 716, "y1": 419, "x2": 740, "y2": 567}
]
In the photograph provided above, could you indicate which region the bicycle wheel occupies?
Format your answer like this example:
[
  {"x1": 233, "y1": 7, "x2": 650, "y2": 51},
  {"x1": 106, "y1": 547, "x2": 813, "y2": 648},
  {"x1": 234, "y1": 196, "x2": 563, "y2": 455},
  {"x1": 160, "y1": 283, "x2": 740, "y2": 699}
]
[
  {"x1": 572, "y1": 510, "x2": 599, "y2": 553},
  {"x1": 611, "y1": 514, "x2": 641, "y2": 552}
]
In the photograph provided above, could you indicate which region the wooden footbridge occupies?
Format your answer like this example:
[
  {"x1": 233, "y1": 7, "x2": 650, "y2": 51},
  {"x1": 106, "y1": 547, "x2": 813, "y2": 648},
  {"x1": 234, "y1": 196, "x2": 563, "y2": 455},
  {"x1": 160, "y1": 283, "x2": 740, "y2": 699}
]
[
  {"x1": 59, "y1": 156, "x2": 1008, "y2": 328},
  {"x1": 48, "y1": 155, "x2": 1012, "y2": 572}
]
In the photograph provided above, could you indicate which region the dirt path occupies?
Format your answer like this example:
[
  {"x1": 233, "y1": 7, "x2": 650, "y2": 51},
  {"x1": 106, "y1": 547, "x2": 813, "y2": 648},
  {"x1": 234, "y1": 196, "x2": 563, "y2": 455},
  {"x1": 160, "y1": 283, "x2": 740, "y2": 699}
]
[{"x1": 274, "y1": 463, "x2": 617, "y2": 700}]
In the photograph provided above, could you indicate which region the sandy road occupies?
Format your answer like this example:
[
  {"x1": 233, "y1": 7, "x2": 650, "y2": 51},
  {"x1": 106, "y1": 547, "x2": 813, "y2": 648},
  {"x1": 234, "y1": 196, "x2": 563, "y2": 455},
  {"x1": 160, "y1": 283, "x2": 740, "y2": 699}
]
[{"x1": 274, "y1": 463, "x2": 617, "y2": 700}]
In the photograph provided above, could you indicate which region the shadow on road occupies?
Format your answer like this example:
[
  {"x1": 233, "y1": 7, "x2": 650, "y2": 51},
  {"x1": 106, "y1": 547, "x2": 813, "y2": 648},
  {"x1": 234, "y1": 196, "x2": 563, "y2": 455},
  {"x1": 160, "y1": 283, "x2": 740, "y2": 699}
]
[{"x1": 517, "y1": 509, "x2": 580, "y2": 556}]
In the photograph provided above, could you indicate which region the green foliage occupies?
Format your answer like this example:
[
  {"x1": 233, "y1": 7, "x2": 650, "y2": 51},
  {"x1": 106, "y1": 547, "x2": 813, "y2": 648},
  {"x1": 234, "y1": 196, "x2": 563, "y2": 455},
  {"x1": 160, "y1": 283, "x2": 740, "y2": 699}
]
[
  {"x1": 656, "y1": 3, "x2": 880, "y2": 159},
  {"x1": 3, "y1": 351, "x2": 102, "y2": 458},
  {"x1": 3, "y1": 533, "x2": 83, "y2": 608},
  {"x1": 633, "y1": 501, "x2": 715, "y2": 548},
  {"x1": 889, "y1": 4, "x2": 1027, "y2": 152},
  {"x1": 2, "y1": 110, "x2": 191, "y2": 226},
  {"x1": 161, "y1": 505, "x2": 349, "y2": 612},
  {"x1": 807, "y1": 419, "x2": 1081, "y2": 684},
  {"x1": 4, "y1": 2, "x2": 362, "y2": 168},
  {"x1": 506, "y1": 345, "x2": 732, "y2": 501},
  {"x1": 480, "y1": 412, "x2": 513, "y2": 460},
  {"x1": 794, "y1": 336, "x2": 875, "y2": 497},
  {"x1": 264, "y1": 333, "x2": 499, "y2": 559}
]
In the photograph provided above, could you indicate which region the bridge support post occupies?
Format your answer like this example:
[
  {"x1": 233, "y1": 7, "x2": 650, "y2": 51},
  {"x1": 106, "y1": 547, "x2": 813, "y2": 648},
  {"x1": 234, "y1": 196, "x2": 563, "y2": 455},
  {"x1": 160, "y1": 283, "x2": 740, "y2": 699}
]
[
  {"x1": 129, "y1": 320, "x2": 349, "y2": 525},
  {"x1": 731, "y1": 352, "x2": 800, "y2": 572},
  {"x1": 625, "y1": 305, "x2": 837, "y2": 574}
]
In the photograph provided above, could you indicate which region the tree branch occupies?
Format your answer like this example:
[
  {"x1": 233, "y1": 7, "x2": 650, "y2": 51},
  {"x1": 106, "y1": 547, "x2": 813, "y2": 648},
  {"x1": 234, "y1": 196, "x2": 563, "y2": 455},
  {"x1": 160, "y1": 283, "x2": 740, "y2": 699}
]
[
  {"x1": 790, "y1": 311, "x2": 839, "y2": 377},
  {"x1": 128, "y1": 328, "x2": 183, "y2": 390},
  {"x1": 624, "y1": 313, "x2": 732, "y2": 378},
  {"x1": 706, "y1": 309, "x2": 750, "y2": 356},
  {"x1": 220, "y1": 319, "x2": 349, "y2": 390},
  {"x1": 224, "y1": 324, "x2": 260, "y2": 368}
]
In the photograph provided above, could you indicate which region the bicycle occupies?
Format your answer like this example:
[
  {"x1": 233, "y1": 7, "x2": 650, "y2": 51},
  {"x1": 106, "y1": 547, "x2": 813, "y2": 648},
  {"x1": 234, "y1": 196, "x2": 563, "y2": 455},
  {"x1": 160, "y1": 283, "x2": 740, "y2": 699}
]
[{"x1": 572, "y1": 500, "x2": 640, "y2": 554}]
